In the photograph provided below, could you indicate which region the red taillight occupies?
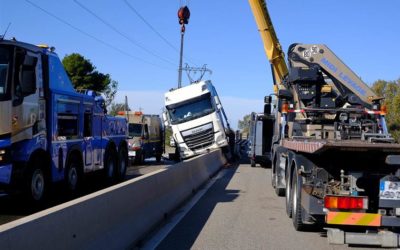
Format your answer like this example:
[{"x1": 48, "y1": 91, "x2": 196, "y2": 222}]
[{"x1": 324, "y1": 196, "x2": 368, "y2": 210}]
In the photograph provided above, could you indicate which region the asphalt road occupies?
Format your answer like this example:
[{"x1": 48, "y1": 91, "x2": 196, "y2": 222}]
[
  {"x1": 0, "y1": 157, "x2": 173, "y2": 226},
  {"x1": 154, "y1": 161, "x2": 382, "y2": 250}
]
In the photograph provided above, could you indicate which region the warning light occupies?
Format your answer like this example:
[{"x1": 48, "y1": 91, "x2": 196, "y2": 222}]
[{"x1": 380, "y1": 105, "x2": 387, "y2": 116}]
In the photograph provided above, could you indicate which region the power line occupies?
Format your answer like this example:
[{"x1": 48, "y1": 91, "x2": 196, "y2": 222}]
[
  {"x1": 124, "y1": 0, "x2": 179, "y2": 54},
  {"x1": 124, "y1": 0, "x2": 198, "y2": 66},
  {"x1": 24, "y1": 0, "x2": 174, "y2": 71},
  {"x1": 74, "y1": 0, "x2": 176, "y2": 67}
]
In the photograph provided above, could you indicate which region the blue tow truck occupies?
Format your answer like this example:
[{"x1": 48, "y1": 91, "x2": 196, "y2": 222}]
[{"x1": 0, "y1": 39, "x2": 128, "y2": 201}]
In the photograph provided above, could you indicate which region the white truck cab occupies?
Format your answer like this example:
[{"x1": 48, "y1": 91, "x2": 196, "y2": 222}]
[{"x1": 163, "y1": 80, "x2": 229, "y2": 159}]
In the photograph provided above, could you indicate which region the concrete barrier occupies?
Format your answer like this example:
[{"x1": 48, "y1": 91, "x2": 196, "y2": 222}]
[{"x1": 0, "y1": 149, "x2": 226, "y2": 250}]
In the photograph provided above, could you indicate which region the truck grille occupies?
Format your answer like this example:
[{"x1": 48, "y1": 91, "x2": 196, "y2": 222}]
[{"x1": 182, "y1": 124, "x2": 215, "y2": 151}]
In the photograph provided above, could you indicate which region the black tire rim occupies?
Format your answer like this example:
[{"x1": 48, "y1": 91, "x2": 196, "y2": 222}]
[
  {"x1": 68, "y1": 166, "x2": 78, "y2": 191},
  {"x1": 119, "y1": 151, "x2": 127, "y2": 176},
  {"x1": 107, "y1": 155, "x2": 115, "y2": 178},
  {"x1": 31, "y1": 169, "x2": 44, "y2": 201}
]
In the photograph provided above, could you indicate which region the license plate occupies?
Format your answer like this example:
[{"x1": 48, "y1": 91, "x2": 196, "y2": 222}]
[
  {"x1": 379, "y1": 181, "x2": 400, "y2": 200},
  {"x1": 128, "y1": 151, "x2": 136, "y2": 157}
]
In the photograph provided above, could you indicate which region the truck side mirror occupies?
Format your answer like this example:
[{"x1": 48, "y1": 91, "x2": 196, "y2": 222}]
[
  {"x1": 264, "y1": 96, "x2": 272, "y2": 115},
  {"x1": 143, "y1": 124, "x2": 149, "y2": 139},
  {"x1": 386, "y1": 155, "x2": 400, "y2": 166},
  {"x1": 214, "y1": 96, "x2": 222, "y2": 109},
  {"x1": 214, "y1": 96, "x2": 220, "y2": 105},
  {"x1": 278, "y1": 89, "x2": 293, "y2": 99},
  {"x1": 162, "y1": 112, "x2": 169, "y2": 126}
]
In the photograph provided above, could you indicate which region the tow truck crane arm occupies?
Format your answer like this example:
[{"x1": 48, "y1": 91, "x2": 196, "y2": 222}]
[
  {"x1": 248, "y1": 0, "x2": 288, "y2": 88},
  {"x1": 248, "y1": 1, "x2": 380, "y2": 109},
  {"x1": 288, "y1": 44, "x2": 379, "y2": 106}
]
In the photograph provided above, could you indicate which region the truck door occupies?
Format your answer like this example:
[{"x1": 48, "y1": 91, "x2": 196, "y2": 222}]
[
  {"x1": 255, "y1": 119, "x2": 263, "y2": 156},
  {"x1": 83, "y1": 107, "x2": 94, "y2": 172},
  {"x1": 142, "y1": 124, "x2": 150, "y2": 157},
  {"x1": 92, "y1": 107, "x2": 103, "y2": 170}
]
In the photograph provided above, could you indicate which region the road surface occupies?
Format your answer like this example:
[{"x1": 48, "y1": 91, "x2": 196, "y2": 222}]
[{"x1": 152, "y1": 161, "x2": 382, "y2": 250}]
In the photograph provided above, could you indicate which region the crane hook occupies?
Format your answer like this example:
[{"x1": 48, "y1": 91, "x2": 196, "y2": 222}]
[{"x1": 178, "y1": 6, "x2": 190, "y2": 25}]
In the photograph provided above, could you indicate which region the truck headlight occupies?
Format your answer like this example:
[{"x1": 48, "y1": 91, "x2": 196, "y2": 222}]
[
  {"x1": 0, "y1": 149, "x2": 10, "y2": 164},
  {"x1": 216, "y1": 134, "x2": 227, "y2": 145}
]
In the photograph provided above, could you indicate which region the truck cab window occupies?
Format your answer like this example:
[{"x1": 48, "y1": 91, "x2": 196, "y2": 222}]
[
  {"x1": 166, "y1": 93, "x2": 214, "y2": 125},
  {"x1": 0, "y1": 64, "x2": 7, "y2": 95},
  {"x1": 128, "y1": 123, "x2": 142, "y2": 137},
  {"x1": 0, "y1": 46, "x2": 11, "y2": 101},
  {"x1": 57, "y1": 114, "x2": 78, "y2": 139},
  {"x1": 13, "y1": 50, "x2": 37, "y2": 106}
]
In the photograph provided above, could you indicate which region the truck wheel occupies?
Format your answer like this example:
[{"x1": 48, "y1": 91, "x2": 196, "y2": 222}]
[
  {"x1": 271, "y1": 157, "x2": 277, "y2": 187},
  {"x1": 116, "y1": 147, "x2": 128, "y2": 181},
  {"x1": 28, "y1": 166, "x2": 46, "y2": 202},
  {"x1": 292, "y1": 169, "x2": 306, "y2": 231},
  {"x1": 140, "y1": 152, "x2": 145, "y2": 164},
  {"x1": 250, "y1": 159, "x2": 256, "y2": 167},
  {"x1": 174, "y1": 147, "x2": 181, "y2": 162},
  {"x1": 66, "y1": 160, "x2": 82, "y2": 194},
  {"x1": 104, "y1": 149, "x2": 116, "y2": 184},
  {"x1": 156, "y1": 154, "x2": 162, "y2": 163},
  {"x1": 274, "y1": 174, "x2": 285, "y2": 197},
  {"x1": 285, "y1": 169, "x2": 293, "y2": 218}
]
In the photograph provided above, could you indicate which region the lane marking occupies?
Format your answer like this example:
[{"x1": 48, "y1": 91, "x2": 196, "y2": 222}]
[{"x1": 141, "y1": 168, "x2": 227, "y2": 250}]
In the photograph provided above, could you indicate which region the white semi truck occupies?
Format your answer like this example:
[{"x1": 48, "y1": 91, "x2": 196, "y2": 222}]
[{"x1": 163, "y1": 80, "x2": 229, "y2": 159}]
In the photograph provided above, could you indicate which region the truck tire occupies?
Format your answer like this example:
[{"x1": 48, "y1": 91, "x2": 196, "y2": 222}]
[
  {"x1": 156, "y1": 154, "x2": 162, "y2": 163},
  {"x1": 27, "y1": 166, "x2": 46, "y2": 202},
  {"x1": 292, "y1": 169, "x2": 306, "y2": 231},
  {"x1": 104, "y1": 148, "x2": 116, "y2": 184},
  {"x1": 271, "y1": 156, "x2": 277, "y2": 187},
  {"x1": 274, "y1": 176, "x2": 285, "y2": 197},
  {"x1": 174, "y1": 147, "x2": 181, "y2": 162},
  {"x1": 116, "y1": 147, "x2": 128, "y2": 181},
  {"x1": 140, "y1": 151, "x2": 145, "y2": 164},
  {"x1": 24, "y1": 155, "x2": 50, "y2": 205},
  {"x1": 285, "y1": 168, "x2": 293, "y2": 218},
  {"x1": 272, "y1": 156, "x2": 285, "y2": 196},
  {"x1": 66, "y1": 159, "x2": 82, "y2": 194}
]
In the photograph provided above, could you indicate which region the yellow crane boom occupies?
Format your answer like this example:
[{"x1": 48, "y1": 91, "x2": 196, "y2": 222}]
[{"x1": 248, "y1": 0, "x2": 288, "y2": 87}]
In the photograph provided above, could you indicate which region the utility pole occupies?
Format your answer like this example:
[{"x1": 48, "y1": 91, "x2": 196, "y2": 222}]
[{"x1": 177, "y1": 6, "x2": 190, "y2": 88}]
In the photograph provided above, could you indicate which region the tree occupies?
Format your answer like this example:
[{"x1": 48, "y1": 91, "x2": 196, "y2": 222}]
[
  {"x1": 109, "y1": 102, "x2": 129, "y2": 116},
  {"x1": 238, "y1": 114, "x2": 253, "y2": 134},
  {"x1": 372, "y1": 79, "x2": 400, "y2": 141},
  {"x1": 62, "y1": 53, "x2": 118, "y2": 105}
]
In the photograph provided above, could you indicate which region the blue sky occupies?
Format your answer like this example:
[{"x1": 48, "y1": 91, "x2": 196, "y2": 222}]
[{"x1": 1, "y1": 0, "x2": 399, "y2": 128}]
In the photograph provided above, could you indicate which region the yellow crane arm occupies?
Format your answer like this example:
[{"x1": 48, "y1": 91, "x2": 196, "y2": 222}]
[{"x1": 248, "y1": 0, "x2": 288, "y2": 87}]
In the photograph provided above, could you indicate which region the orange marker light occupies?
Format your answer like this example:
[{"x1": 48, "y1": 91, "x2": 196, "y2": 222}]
[
  {"x1": 282, "y1": 103, "x2": 289, "y2": 114},
  {"x1": 380, "y1": 105, "x2": 387, "y2": 116}
]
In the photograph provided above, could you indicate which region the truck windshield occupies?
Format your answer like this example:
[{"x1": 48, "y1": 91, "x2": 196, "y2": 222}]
[
  {"x1": 0, "y1": 47, "x2": 11, "y2": 101},
  {"x1": 167, "y1": 93, "x2": 214, "y2": 125},
  {"x1": 129, "y1": 123, "x2": 142, "y2": 137}
]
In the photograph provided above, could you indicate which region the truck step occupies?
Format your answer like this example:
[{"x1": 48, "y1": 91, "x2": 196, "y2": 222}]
[{"x1": 326, "y1": 228, "x2": 399, "y2": 248}]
